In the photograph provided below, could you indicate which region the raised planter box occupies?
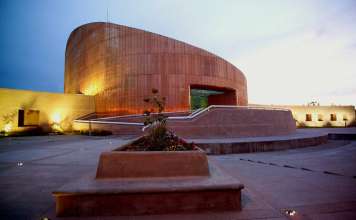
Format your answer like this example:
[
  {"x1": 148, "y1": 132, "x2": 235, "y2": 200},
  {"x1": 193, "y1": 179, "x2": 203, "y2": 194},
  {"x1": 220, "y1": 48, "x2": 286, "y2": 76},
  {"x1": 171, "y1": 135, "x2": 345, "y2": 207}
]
[
  {"x1": 96, "y1": 147, "x2": 209, "y2": 178},
  {"x1": 53, "y1": 144, "x2": 244, "y2": 217}
]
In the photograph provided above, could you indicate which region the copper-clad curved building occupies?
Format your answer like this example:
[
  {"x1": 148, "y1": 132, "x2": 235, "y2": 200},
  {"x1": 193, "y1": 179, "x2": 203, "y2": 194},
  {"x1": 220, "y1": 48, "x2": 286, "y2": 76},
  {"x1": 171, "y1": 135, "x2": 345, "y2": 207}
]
[{"x1": 64, "y1": 22, "x2": 247, "y2": 115}]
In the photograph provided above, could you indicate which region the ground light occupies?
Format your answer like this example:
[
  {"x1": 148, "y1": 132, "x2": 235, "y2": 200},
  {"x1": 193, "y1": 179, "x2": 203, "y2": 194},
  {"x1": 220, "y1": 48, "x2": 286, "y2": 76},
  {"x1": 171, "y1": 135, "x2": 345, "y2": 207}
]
[
  {"x1": 51, "y1": 112, "x2": 63, "y2": 132},
  {"x1": 4, "y1": 123, "x2": 12, "y2": 133},
  {"x1": 285, "y1": 209, "x2": 297, "y2": 216}
]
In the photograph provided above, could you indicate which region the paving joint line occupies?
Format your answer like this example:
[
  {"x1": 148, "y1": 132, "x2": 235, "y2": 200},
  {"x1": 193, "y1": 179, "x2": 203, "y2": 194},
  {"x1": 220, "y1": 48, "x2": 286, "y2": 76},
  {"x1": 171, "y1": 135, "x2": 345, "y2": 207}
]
[
  {"x1": 239, "y1": 157, "x2": 355, "y2": 179},
  {"x1": 3, "y1": 149, "x2": 80, "y2": 168}
]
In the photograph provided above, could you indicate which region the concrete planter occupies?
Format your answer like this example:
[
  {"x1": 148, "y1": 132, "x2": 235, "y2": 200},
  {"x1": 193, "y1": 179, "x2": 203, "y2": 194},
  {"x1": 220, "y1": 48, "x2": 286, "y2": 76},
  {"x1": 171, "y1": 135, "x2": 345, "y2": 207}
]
[
  {"x1": 96, "y1": 146, "x2": 209, "y2": 179},
  {"x1": 53, "y1": 139, "x2": 244, "y2": 217}
]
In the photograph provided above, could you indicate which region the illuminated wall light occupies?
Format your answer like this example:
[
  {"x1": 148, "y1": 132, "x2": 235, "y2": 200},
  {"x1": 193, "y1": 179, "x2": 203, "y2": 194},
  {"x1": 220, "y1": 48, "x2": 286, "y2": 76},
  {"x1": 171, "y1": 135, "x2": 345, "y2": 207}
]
[
  {"x1": 83, "y1": 80, "x2": 103, "y2": 96},
  {"x1": 17, "y1": 162, "x2": 23, "y2": 166}
]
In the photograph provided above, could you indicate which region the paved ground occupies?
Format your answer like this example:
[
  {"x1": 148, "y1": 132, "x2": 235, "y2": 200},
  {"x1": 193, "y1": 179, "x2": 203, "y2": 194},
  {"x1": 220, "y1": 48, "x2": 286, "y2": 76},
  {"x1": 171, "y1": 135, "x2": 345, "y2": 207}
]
[
  {"x1": 187, "y1": 127, "x2": 356, "y2": 143},
  {"x1": 0, "y1": 128, "x2": 355, "y2": 220}
]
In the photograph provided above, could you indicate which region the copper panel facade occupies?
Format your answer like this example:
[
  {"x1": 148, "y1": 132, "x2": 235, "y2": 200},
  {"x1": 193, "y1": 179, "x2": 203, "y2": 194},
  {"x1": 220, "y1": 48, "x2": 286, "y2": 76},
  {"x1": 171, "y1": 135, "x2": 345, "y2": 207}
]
[{"x1": 65, "y1": 22, "x2": 248, "y2": 115}]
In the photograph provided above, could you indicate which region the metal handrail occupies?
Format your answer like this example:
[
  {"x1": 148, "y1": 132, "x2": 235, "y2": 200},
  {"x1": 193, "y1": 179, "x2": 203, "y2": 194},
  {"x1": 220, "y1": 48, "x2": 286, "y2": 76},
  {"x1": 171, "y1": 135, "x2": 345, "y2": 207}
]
[
  {"x1": 190, "y1": 107, "x2": 204, "y2": 116},
  {"x1": 168, "y1": 105, "x2": 290, "y2": 120},
  {"x1": 73, "y1": 119, "x2": 144, "y2": 126},
  {"x1": 92, "y1": 110, "x2": 192, "y2": 121},
  {"x1": 75, "y1": 112, "x2": 97, "y2": 120}
]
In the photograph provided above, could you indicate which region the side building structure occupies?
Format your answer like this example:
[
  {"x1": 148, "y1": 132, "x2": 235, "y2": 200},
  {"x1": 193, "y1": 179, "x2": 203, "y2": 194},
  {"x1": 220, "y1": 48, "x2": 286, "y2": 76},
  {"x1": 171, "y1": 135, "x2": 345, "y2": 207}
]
[
  {"x1": 0, "y1": 88, "x2": 94, "y2": 133},
  {"x1": 250, "y1": 104, "x2": 356, "y2": 127}
]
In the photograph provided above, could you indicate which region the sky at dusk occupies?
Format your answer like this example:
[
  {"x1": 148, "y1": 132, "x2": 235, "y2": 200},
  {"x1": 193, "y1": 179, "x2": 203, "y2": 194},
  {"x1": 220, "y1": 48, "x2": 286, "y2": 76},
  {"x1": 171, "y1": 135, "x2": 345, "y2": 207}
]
[{"x1": 0, "y1": 0, "x2": 355, "y2": 105}]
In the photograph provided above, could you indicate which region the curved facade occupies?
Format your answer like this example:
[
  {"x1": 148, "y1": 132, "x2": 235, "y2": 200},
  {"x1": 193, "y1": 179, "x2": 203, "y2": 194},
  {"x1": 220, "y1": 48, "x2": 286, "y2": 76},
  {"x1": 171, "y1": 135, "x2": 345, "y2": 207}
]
[{"x1": 65, "y1": 22, "x2": 247, "y2": 115}]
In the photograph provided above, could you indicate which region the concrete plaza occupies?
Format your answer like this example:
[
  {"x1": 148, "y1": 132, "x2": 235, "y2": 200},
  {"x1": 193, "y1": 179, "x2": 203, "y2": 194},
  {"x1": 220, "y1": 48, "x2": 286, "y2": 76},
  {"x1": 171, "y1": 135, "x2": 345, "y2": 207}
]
[{"x1": 0, "y1": 128, "x2": 356, "y2": 219}]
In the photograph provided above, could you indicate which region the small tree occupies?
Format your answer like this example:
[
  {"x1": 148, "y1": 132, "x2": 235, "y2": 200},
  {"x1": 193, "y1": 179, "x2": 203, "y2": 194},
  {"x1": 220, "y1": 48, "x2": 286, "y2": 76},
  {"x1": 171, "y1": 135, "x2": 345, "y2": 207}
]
[
  {"x1": 143, "y1": 88, "x2": 167, "y2": 126},
  {"x1": 142, "y1": 88, "x2": 169, "y2": 150},
  {"x1": 125, "y1": 88, "x2": 194, "y2": 151}
]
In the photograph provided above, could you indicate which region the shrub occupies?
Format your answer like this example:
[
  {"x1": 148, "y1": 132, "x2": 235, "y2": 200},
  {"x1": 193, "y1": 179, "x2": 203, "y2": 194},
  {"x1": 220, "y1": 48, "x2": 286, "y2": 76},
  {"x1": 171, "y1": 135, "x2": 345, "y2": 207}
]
[
  {"x1": 125, "y1": 88, "x2": 194, "y2": 151},
  {"x1": 0, "y1": 127, "x2": 49, "y2": 137}
]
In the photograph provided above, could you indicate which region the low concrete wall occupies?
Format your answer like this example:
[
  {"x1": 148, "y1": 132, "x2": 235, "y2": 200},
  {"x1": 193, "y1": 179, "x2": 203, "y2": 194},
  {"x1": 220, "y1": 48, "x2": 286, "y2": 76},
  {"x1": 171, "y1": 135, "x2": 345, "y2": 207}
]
[
  {"x1": 328, "y1": 133, "x2": 356, "y2": 140},
  {"x1": 73, "y1": 107, "x2": 297, "y2": 138},
  {"x1": 55, "y1": 189, "x2": 242, "y2": 216},
  {"x1": 168, "y1": 107, "x2": 296, "y2": 139},
  {"x1": 197, "y1": 134, "x2": 328, "y2": 155}
]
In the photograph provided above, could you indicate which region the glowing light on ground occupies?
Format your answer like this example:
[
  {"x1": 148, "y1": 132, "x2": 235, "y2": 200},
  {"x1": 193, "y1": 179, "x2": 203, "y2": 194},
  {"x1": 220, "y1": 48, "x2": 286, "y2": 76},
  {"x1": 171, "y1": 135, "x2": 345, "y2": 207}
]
[
  {"x1": 51, "y1": 123, "x2": 63, "y2": 132},
  {"x1": 51, "y1": 111, "x2": 64, "y2": 132},
  {"x1": 285, "y1": 209, "x2": 297, "y2": 216},
  {"x1": 4, "y1": 123, "x2": 12, "y2": 132}
]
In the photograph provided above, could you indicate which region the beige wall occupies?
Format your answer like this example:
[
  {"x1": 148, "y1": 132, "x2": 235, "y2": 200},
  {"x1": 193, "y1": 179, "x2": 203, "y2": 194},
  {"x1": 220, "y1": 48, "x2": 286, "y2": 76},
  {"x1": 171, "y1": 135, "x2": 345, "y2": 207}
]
[
  {"x1": 0, "y1": 88, "x2": 95, "y2": 132},
  {"x1": 250, "y1": 104, "x2": 356, "y2": 127}
]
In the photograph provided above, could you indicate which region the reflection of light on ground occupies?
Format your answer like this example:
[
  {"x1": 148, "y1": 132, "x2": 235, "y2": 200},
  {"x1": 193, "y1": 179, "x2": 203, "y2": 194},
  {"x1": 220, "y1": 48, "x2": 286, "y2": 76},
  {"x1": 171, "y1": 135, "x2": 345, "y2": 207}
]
[
  {"x1": 285, "y1": 209, "x2": 297, "y2": 216},
  {"x1": 4, "y1": 123, "x2": 12, "y2": 132}
]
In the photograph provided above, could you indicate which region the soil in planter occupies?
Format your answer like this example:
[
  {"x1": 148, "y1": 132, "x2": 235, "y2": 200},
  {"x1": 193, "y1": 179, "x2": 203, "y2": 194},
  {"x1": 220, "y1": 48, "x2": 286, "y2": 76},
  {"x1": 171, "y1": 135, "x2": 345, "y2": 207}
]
[{"x1": 121, "y1": 131, "x2": 195, "y2": 151}]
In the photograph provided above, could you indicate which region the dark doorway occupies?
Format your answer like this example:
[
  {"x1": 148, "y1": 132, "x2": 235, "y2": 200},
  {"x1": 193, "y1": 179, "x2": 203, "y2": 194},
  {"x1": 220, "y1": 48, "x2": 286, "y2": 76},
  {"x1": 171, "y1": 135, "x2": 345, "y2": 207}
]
[
  {"x1": 190, "y1": 85, "x2": 237, "y2": 110},
  {"x1": 18, "y1": 109, "x2": 24, "y2": 127}
]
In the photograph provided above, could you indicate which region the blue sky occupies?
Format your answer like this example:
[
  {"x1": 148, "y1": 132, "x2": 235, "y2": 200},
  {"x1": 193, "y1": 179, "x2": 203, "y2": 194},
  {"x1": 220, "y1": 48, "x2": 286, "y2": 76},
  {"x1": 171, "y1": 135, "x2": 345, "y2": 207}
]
[{"x1": 0, "y1": 0, "x2": 355, "y2": 105}]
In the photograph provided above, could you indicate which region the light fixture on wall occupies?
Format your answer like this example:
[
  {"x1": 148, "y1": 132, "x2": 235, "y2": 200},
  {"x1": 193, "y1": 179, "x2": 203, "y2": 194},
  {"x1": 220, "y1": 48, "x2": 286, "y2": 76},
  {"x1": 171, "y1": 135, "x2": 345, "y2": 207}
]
[{"x1": 82, "y1": 80, "x2": 103, "y2": 96}]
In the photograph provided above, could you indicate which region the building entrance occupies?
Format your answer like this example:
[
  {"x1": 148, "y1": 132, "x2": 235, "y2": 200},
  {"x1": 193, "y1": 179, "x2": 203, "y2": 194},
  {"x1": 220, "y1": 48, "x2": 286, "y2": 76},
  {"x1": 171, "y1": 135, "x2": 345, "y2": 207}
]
[{"x1": 190, "y1": 85, "x2": 237, "y2": 110}]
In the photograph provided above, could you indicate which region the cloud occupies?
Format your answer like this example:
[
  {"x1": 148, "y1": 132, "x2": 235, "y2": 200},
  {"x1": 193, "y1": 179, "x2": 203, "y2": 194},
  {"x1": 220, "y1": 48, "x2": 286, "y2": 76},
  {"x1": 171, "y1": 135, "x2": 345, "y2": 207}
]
[
  {"x1": 234, "y1": 5, "x2": 356, "y2": 105},
  {"x1": 326, "y1": 87, "x2": 356, "y2": 96}
]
